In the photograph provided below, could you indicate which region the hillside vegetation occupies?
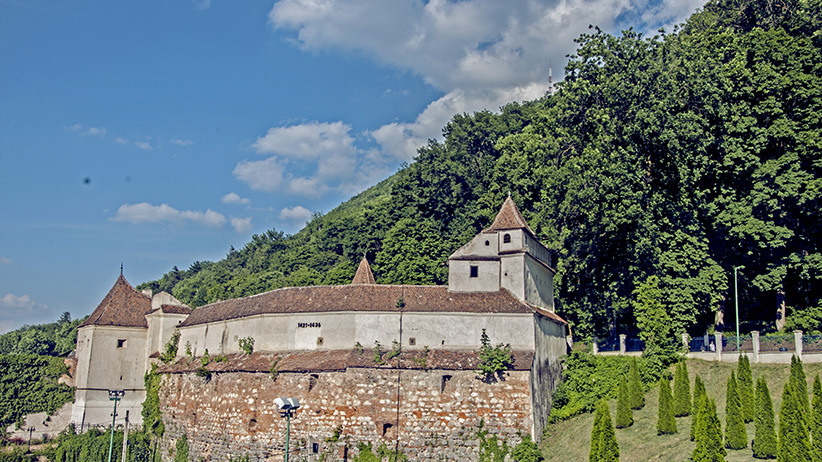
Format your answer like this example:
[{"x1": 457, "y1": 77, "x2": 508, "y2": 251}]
[
  {"x1": 543, "y1": 359, "x2": 822, "y2": 462},
  {"x1": 141, "y1": 0, "x2": 822, "y2": 341}
]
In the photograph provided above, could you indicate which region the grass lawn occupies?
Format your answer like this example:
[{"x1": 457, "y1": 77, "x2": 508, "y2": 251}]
[{"x1": 541, "y1": 359, "x2": 822, "y2": 462}]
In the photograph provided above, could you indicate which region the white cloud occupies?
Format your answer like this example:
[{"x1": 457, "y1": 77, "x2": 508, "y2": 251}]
[
  {"x1": 0, "y1": 293, "x2": 48, "y2": 314},
  {"x1": 222, "y1": 192, "x2": 251, "y2": 205},
  {"x1": 236, "y1": 121, "x2": 381, "y2": 198},
  {"x1": 230, "y1": 217, "x2": 253, "y2": 233},
  {"x1": 233, "y1": 157, "x2": 287, "y2": 192},
  {"x1": 0, "y1": 257, "x2": 11, "y2": 265},
  {"x1": 111, "y1": 203, "x2": 227, "y2": 228},
  {"x1": 279, "y1": 205, "x2": 312, "y2": 225},
  {"x1": 135, "y1": 141, "x2": 153, "y2": 150},
  {"x1": 115, "y1": 137, "x2": 127, "y2": 145},
  {"x1": 70, "y1": 124, "x2": 107, "y2": 137},
  {"x1": 270, "y1": 0, "x2": 705, "y2": 160},
  {"x1": 252, "y1": 121, "x2": 357, "y2": 159},
  {"x1": 171, "y1": 138, "x2": 193, "y2": 146}
]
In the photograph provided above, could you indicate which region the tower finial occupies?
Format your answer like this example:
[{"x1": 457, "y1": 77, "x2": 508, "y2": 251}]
[{"x1": 120, "y1": 262, "x2": 123, "y2": 276}]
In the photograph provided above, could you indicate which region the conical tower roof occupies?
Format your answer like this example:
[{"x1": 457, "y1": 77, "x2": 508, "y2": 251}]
[
  {"x1": 483, "y1": 196, "x2": 535, "y2": 236},
  {"x1": 351, "y1": 258, "x2": 376, "y2": 285},
  {"x1": 79, "y1": 274, "x2": 152, "y2": 328}
]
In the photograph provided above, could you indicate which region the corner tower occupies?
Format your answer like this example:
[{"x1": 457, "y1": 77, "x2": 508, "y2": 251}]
[{"x1": 447, "y1": 197, "x2": 555, "y2": 311}]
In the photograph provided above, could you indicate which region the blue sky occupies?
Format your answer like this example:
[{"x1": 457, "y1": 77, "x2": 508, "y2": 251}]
[{"x1": 0, "y1": 0, "x2": 705, "y2": 333}]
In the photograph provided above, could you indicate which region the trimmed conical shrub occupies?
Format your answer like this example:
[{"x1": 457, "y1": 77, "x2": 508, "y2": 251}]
[
  {"x1": 790, "y1": 355, "x2": 810, "y2": 420},
  {"x1": 725, "y1": 371, "x2": 747, "y2": 450},
  {"x1": 691, "y1": 375, "x2": 707, "y2": 442},
  {"x1": 616, "y1": 375, "x2": 633, "y2": 429},
  {"x1": 693, "y1": 397, "x2": 727, "y2": 462},
  {"x1": 674, "y1": 360, "x2": 692, "y2": 417},
  {"x1": 752, "y1": 377, "x2": 777, "y2": 459},
  {"x1": 657, "y1": 376, "x2": 677, "y2": 435},
  {"x1": 778, "y1": 379, "x2": 811, "y2": 462},
  {"x1": 811, "y1": 375, "x2": 822, "y2": 462},
  {"x1": 738, "y1": 354, "x2": 754, "y2": 423},
  {"x1": 628, "y1": 358, "x2": 644, "y2": 410},
  {"x1": 590, "y1": 399, "x2": 619, "y2": 462}
]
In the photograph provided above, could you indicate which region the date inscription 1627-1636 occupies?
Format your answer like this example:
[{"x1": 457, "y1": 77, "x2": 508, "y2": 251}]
[{"x1": 297, "y1": 322, "x2": 321, "y2": 328}]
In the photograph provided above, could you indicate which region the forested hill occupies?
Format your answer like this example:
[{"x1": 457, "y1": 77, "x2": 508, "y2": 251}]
[{"x1": 140, "y1": 0, "x2": 822, "y2": 341}]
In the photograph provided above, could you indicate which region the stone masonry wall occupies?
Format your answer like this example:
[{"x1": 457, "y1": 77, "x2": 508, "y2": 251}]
[{"x1": 158, "y1": 368, "x2": 533, "y2": 461}]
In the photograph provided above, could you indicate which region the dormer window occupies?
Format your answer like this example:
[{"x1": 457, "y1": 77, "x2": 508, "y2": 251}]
[
  {"x1": 503, "y1": 233, "x2": 511, "y2": 243},
  {"x1": 470, "y1": 265, "x2": 479, "y2": 278}
]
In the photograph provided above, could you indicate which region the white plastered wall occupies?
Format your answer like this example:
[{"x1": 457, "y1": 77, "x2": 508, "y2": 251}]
[
  {"x1": 71, "y1": 326, "x2": 148, "y2": 428},
  {"x1": 176, "y1": 311, "x2": 535, "y2": 356}
]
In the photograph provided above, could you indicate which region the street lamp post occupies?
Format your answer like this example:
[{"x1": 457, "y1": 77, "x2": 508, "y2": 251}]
[
  {"x1": 107, "y1": 390, "x2": 125, "y2": 462},
  {"x1": 275, "y1": 398, "x2": 300, "y2": 462},
  {"x1": 734, "y1": 265, "x2": 745, "y2": 351}
]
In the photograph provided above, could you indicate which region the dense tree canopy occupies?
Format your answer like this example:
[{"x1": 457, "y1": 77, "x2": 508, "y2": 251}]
[{"x1": 140, "y1": 0, "x2": 822, "y2": 340}]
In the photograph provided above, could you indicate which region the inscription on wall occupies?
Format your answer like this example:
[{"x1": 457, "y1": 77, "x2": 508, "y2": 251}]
[{"x1": 297, "y1": 322, "x2": 321, "y2": 328}]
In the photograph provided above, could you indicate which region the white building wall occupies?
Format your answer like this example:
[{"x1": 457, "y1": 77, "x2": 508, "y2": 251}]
[
  {"x1": 523, "y1": 254, "x2": 554, "y2": 310},
  {"x1": 71, "y1": 326, "x2": 148, "y2": 428},
  {"x1": 176, "y1": 311, "x2": 535, "y2": 356}
]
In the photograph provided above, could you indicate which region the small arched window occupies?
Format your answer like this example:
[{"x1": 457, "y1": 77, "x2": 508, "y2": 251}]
[{"x1": 503, "y1": 233, "x2": 511, "y2": 243}]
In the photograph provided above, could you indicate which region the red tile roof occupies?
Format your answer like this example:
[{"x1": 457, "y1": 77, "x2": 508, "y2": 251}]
[
  {"x1": 178, "y1": 285, "x2": 565, "y2": 327},
  {"x1": 350, "y1": 258, "x2": 376, "y2": 285},
  {"x1": 483, "y1": 196, "x2": 535, "y2": 236},
  {"x1": 79, "y1": 275, "x2": 152, "y2": 328},
  {"x1": 156, "y1": 349, "x2": 536, "y2": 374}
]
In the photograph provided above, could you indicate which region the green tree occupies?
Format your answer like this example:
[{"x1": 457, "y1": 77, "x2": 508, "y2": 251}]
[
  {"x1": 628, "y1": 358, "x2": 645, "y2": 410},
  {"x1": 692, "y1": 374, "x2": 708, "y2": 441},
  {"x1": 725, "y1": 371, "x2": 748, "y2": 450},
  {"x1": 477, "y1": 329, "x2": 513, "y2": 381},
  {"x1": 753, "y1": 377, "x2": 777, "y2": 459},
  {"x1": 811, "y1": 375, "x2": 822, "y2": 462},
  {"x1": 789, "y1": 356, "x2": 810, "y2": 421},
  {"x1": 615, "y1": 375, "x2": 633, "y2": 428},
  {"x1": 674, "y1": 360, "x2": 692, "y2": 417},
  {"x1": 693, "y1": 398, "x2": 727, "y2": 462},
  {"x1": 778, "y1": 379, "x2": 811, "y2": 462},
  {"x1": 590, "y1": 399, "x2": 619, "y2": 462},
  {"x1": 738, "y1": 354, "x2": 755, "y2": 423},
  {"x1": 657, "y1": 376, "x2": 677, "y2": 435}
]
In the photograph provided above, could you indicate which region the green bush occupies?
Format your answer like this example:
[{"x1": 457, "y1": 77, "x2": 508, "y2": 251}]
[
  {"x1": 737, "y1": 354, "x2": 754, "y2": 423},
  {"x1": 589, "y1": 399, "x2": 619, "y2": 462},
  {"x1": 752, "y1": 377, "x2": 777, "y2": 459},
  {"x1": 690, "y1": 375, "x2": 707, "y2": 442},
  {"x1": 673, "y1": 361, "x2": 691, "y2": 417},
  {"x1": 693, "y1": 398, "x2": 726, "y2": 462},
  {"x1": 0, "y1": 354, "x2": 73, "y2": 429},
  {"x1": 615, "y1": 375, "x2": 633, "y2": 429},
  {"x1": 724, "y1": 371, "x2": 747, "y2": 450},
  {"x1": 511, "y1": 434, "x2": 543, "y2": 462},
  {"x1": 656, "y1": 376, "x2": 676, "y2": 435},
  {"x1": 628, "y1": 358, "x2": 644, "y2": 410},
  {"x1": 811, "y1": 376, "x2": 822, "y2": 462},
  {"x1": 477, "y1": 329, "x2": 513, "y2": 381},
  {"x1": 778, "y1": 378, "x2": 811, "y2": 461}
]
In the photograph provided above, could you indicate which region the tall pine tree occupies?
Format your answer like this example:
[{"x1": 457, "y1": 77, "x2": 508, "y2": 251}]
[
  {"x1": 628, "y1": 358, "x2": 644, "y2": 410},
  {"x1": 693, "y1": 397, "x2": 727, "y2": 462},
  {"x1": 753, "y1": 377, "x2": 777, "y2": 459},
  {"x1": 811, "y1": 376, "x2": 822, "y2": 462},
  {"x1": 725, "y1": 371, "x2": 748, "y2": 450},
  {"x1": 692, "y1": 375, "x2": 708, "y2": 442},
  {"x1": 674, "y1": 360, "x2": 692, "y2": 417},
  {"x1": 778, "y1": 380, "x2": 811, "y2": 462},
  {"x1": 616, "y1": 375, "x2": 633, "y2": 428},
  {"x1": 738, "y1": 354, "x2": 754, "y2": 423},
  {"x1": 657, "y1": 376, "x2": 677, "y2": 435}
]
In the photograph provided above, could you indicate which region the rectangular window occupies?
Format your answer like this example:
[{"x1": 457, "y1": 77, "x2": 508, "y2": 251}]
[
  {"x1": 409, "y1": 337, "x2": 416, "y2": 346},
  {"x1": 470, "y1": 265, "x2": 479, "y2": 278},
  {"x1": 116, "y1": 339, "x2": 126, "y2": 348}
]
